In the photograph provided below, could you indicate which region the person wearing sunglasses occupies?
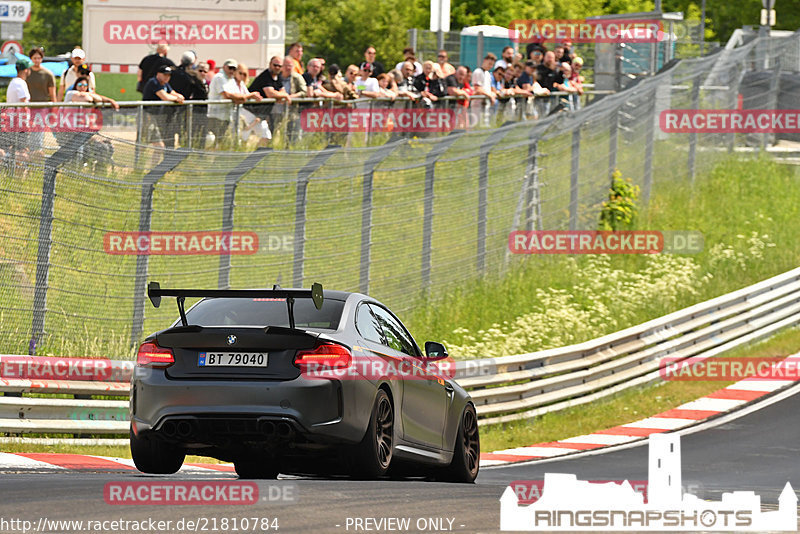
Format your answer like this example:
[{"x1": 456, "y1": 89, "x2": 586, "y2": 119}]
[
  {"x1": 166, "y1": 51, "x2": 208, "y2": 147},
  {"x1": 169, "y1": 51, "x2": 207, "y2": 100},
  {"x1": 233, "y1": 64, "x2": 271, "y2": 147},
  {"x1": 248, "y1": 56, "x2": 289, "y2": 101},
  {"x1": 196, "y1": 62, "x2": 211, "y2": 87},
  {"x1": 59, "y1": 48, "x2": 96, "y2": 101},
  {"x1": 65, "y1": 76, "x2": 119, "y2": 109},
  {"x1": 206, "y1": 58, "x2": 248, "y2": 147},
  {"x1": 437, "y1": 49, "x2": 456, "y2": 77}
]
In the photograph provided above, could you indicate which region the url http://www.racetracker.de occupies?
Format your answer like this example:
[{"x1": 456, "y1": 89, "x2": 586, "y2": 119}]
[{"x1": 0, "y1": 516, "x2": 281, "y2": 533}]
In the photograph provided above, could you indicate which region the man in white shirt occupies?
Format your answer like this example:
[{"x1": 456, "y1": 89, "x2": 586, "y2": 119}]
[
  {"x1": 471, "y1": 53, "x2": 497, "y2": 105},
  {"x1": 7, "y1": 60, "x2": 31, "y2": 103},
  {"x1": 206, "y1": 58, "x2": 246, "y2": 146},
  {"x1": 6, "y1": 59, "x2": 32, "y2": 162},
  {"x1": 354, "y1": 62, "x2": 380, "y2": 98},
  {"x1": 393, "y1": 47, "x2": 423, "y2": 76},
  {"x1": 59, "y1": 48, "x2": 96, "y2": 100}
]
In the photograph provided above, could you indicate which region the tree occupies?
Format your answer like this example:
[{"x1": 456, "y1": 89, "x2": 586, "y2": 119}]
[
  {"x1": 23, "y1": 0, "x2": 82, "y2": 56},
  {"x1": 662, "y1": 0, "x2": 800, "y2": 43},
  {"x1": 287, "y1": 0, "x2": 656, "y2": 67}
]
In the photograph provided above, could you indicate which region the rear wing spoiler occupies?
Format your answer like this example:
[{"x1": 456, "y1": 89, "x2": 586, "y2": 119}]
[{"x1": 147, "y1": 281, "x2": 324, "y2": 329}]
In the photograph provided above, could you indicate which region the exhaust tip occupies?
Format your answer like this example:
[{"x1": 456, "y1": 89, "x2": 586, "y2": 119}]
[
  {"x1": 176, "y1": 420, "x2": 194, "y2": 439},
  {"x1": 259, "y1": 421, "x2": 276, "y2": 436},
  {"x1": 276, "y1": 422, "x2": 294, "y2": 438},
  {"x1": 161, "y1": 420, "x2": 177, "y2": 437}
]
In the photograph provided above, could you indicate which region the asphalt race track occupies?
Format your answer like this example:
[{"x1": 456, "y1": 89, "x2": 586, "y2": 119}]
[{"x1": 0, "y1": 384, "x2": 798, "y2": 533}]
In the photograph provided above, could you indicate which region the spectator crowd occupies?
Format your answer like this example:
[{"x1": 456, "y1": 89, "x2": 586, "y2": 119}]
[{"x1": 2, "y1": 40, "x2": 586, "y2": 150}]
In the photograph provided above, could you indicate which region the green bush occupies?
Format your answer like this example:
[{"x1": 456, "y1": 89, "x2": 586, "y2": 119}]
[{"x1": 598, "y1": 169, "x2": 640, "y2": 231}]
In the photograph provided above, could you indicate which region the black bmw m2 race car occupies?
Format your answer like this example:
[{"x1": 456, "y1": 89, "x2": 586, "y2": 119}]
[{"x1": 129, "y1": 282, "x2": 479, "y2": 482}]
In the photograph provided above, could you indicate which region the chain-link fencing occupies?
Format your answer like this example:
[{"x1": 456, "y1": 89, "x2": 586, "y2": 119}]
[{"x1": 0, "y1": 30, "x2": 797, "y2": 358}]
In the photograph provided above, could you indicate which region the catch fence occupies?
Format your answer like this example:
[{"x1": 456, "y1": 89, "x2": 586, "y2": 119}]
[{"x1": 0, "y1": 30, "x2": 798, "y2": 356}]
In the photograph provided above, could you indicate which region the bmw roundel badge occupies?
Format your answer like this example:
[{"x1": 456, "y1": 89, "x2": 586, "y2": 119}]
[{"x1": 227, "y1": 334, "x2": 237, "y2": 345}]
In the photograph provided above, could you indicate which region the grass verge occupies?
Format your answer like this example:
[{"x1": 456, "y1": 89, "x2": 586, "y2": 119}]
[
  {"x1": 406, "y1": 155, "x2": 800, "y2": 353},
  {"x1": 94, "y1": 73, "x2": 139, "y2": 101}
]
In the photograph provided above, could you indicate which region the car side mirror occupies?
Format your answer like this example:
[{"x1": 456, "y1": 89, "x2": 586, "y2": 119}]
[{"x1": 424, "y1": 341, "x2": 448, "y2": 361}]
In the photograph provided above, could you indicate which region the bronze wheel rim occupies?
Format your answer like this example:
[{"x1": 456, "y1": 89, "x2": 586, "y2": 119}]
[
  {"x1": 375, "y1": 396, "x2": 393, "y2": 469},
  {"x1": 462, "y1": 408, "x2": 479, "y2": 474}
]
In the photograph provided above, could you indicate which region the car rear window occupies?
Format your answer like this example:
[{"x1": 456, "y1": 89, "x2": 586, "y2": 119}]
[{"x1": 183, "y1": 298, "x2": 345, "y2": 330}]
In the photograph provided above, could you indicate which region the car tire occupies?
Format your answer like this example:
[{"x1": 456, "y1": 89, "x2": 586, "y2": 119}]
[
  {"x1": 130, "y1": 428, "x2": 185, "y2": 474},
  {"x1": 352, "y1": 389, "x2": 394, "y2": 479},
  {"x1": 441, "y1": 404, "x2": 480, "y2": 483},
  {"x1": 234, "y1": 458, "x2": 279, "y2": 479}
]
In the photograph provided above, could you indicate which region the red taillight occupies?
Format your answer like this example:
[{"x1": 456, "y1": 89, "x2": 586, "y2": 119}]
[
  {"x1": 137, "y1": 341, "x2": 175, "y2": 368},
  {"x1": 294, "y1": 343, "x2": 352, "y2": 370}
]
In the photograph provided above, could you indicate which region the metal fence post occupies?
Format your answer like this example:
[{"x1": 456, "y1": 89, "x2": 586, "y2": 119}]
[
  {"x1": 477, "y1": 32, "x2": 484, "y2": 65},
  {"x1": 187, "y1": 103, "x2": 194, "y2": 149},
  {"x1": 29, "y1": 133, "x2": 93, "y2": 355},
  {"x1": 642, "y1": 89, "x2": 657, "y2": 205},
  {"x1": 293, "y1": 145, "x2": 340, "y2": 288},
  {"x1": 218, "y1": 149, "x2": 272, "y2": 289},
  {"x1": 134, "y1": 103, "x2": 144, "y2": 169},
  {"x1": 765, "y1": 57, "x2": 781, "y2": 149},
  {"x1": 688, "y1": 76, "x2": 701, "y2": 183},
  {"x1": 421, "y1": 132, "x2": 462, "y2": 291},
  {"x1": 409, "y1": 28, "x2": 418, "y2": 53},
  {"x1": 233, "y1": 104, "x2": 241, "y2": 149},
  {"x1": 525, "y1": 138, "x2": 541, "y2": 231},
  {"x1": 608, "y1": 106, "x2": 619, "y2": 182},
  {"x1": 359, "y1": 141, "x2": 402, "y2": 294},
  {"x1": 477, "y1": 127, "x2": 513, "y2": 273},
  {"x1": 727, "y1": 75, "x2": 741, "y2": 153},
  {"x1": 569, "y1": 127, "x2": 580, "y2": 231},
  {"x1": 129, "y1": 149, "x2": 190, "y2": 347}
]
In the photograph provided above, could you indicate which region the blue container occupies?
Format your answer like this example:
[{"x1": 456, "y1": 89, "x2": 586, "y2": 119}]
[{"x1": 459, "y1": 32, "x2": 515, "y2": 70}]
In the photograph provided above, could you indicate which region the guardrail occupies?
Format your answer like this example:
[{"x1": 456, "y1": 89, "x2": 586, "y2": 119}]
[
  {"x1": 1, "y1": 266, "x2": 799, "y2": 435},
  {"x1": 456, "y1": 266, "x2": 800, "y2": 425}
]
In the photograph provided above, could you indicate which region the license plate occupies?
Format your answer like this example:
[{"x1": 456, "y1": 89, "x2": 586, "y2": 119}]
[{"x1": 198, "y1": 352, "x2": 268, "y2": 367}]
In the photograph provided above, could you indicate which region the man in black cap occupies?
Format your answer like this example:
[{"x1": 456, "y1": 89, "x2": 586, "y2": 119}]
[
  {"x1": 169, "y1": 50, "x2": 208, "y2": 146},
  {"x1": 138, "y1": 42, "x2": 175, "y2": 93},
  {"x1": 142, "y1": 65, "x2": 185, "y2": 152}
]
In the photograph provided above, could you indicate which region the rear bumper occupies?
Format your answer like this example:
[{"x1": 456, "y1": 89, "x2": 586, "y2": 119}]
[{"x1": 130, "y1": 366, "x2": 363, "y2": 444}]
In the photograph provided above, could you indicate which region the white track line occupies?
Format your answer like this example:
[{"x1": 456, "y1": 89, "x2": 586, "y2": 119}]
[
  {"x1": 727, "y1": 379, "x2": 794, "y2": 392},
  {"x1": 559, "y1": 434, "x2": 640, "y2": 446},
  {"x1": 675, "y1": 398, "x2": 746, "y2": 412},
  {"x1": 492, "y1": 446, "x2": 583, "y2": 457},
  {"x1": 621, "y1": 417, "x2": 696, "y2": 430}
]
